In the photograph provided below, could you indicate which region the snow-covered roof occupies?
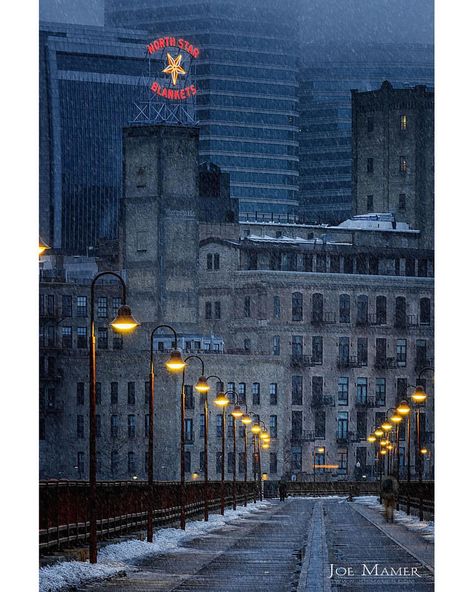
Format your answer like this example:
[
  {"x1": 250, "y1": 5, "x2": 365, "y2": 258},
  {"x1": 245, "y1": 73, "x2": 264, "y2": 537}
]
[{"x1": 333, "y1": 213, "x2": 418, "y2": 232}]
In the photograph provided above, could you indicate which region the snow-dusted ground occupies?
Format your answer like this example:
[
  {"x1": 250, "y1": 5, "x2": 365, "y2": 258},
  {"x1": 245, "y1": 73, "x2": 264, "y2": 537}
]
[
  {"x1": 354, "y1": 495, "x2": 435, "y2": 542},
  {"x1": 39, "y1": 500, "x2": 272, "y2": 592}
]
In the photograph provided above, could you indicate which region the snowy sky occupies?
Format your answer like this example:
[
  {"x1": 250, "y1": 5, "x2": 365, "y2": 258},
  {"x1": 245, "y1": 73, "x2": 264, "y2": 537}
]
[{"x1": 39, "y1": 0, "x2": 434, "y2": 45}]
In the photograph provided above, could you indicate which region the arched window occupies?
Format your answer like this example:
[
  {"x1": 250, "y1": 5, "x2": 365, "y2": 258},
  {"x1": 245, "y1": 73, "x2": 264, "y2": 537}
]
[
  {"x1": 420, "y1": 298, "x2": 431, "y2": 325},
  {"x1": 292, "y1": 292, "x2": 303, "y2": 321},
  {"x1": 339, "y1": 294, "x2": 350, "y2": 323},
  {"x1": 376, "y1": 296, "x2": 387, "y2": 324},
  {"x1": 312, "y1": 293, "x2": 323, "y2": 323},
  {"x1": 395, "y1": 297, "x2": 407, "y2": 328},
  {"x1": 356, "y1": 295, "x2": 368, "y2": 325}
]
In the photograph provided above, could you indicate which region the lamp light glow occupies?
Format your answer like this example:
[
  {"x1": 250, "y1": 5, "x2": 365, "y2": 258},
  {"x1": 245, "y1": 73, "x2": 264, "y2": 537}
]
[
  {"x1": 241, "y1": 413, "x2": 252, "y2": 425},
  {"x1": 397, "y1": 400, "x2": 411, "y2": 416},
  {"x1": 195, "y1": 376, "x2": 210, "y2": 394},
  {"x1": 231, "y1": 405, "x2": 243, "y2": 418},
  {"x1": 110, "y1": 305, "x2": 140, "y2": 334},
  {"x1": 251, "y1": 423, "x2": 261, "y2": 434},
  {"x1": 214, "y1": 392, "x2": 229, "y2": 406},
  {"x1": 411, "y1": 386, "x2": 428, "y2": 404},
  {"x1": 374, "y1": 428, "x2": 384, "y2": 437},
  {"x1": 381, "y1": 422, "x2": 392, "y2": 431},
  {"x1": 165, "y1": 349, "x2": 186, "y2": 372}
]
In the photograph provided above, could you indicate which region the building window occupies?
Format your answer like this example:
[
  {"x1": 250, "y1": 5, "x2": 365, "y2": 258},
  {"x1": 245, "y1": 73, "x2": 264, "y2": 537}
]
[
  {"x1": 400, "y1": 114, "x2": 408, "y2": 130},
  {"x1": 214, "y1": 253, "x2": 220, "y2": 270},
  {"x1": 244, "y1": 296, "x2": 251, "y2": 318},
  {"x1": 76, "y1": 382, "x2": 85, "y2": 405},
  {"x1": 77, "y1": 452, "x2": 85, "y2": 476},
  {"x1": 97, "y1": 327, "x2": 108, "y2": 349},
  {"x1": 62, "y1": 327, "x2": 72, "y2": 349},
  {"x1": 184, "y1": 384, "x2": 194, "y2": 409},
  {"x1": 111, "y1": 415, "x2": 119, "y2": 438},
  {"x1": 311, "y1": 376, "x2": 323, "y2": 407},
  {"x1": 338, "y1": 449, "x2": 348, "y2": 475},
  {"x1": 396, "y1": 339, "x2": 407, "y2": 366},
  {"x1": 269, "y1": 415, "x2": 278, "y2": 438},
  {"x1": 111, "y1": 450, "x2": 119, "y2": 477},
  {"x1": 269, "y1": 452, "x2": 278, "y2": 474},
  {"x1": 397, "y1": 378, "x2": 408, "y2": 403},
  {"x1": 356, "y1": 412, "x2": 367, "y2": 441},
  {"x1": 399, "y1": 156, "x2": 408, "y2": 174},
  {"x1": 96, "y1": 382, "x2": 101, "y2": 405},
  {"x1": 238, "y1": 382, "x2": 246, "y2": 403},
  {"x1": 356, "y1": 295, "x2": 368, "y2": 325},
  {"x1": 97, "y1": 297, "x2": 108, "y2": 318},
  {"x1": 406, "y1": 257, "x2": 416, "y2": 276},
  {"x1": 416, "y1": 339, "x2": 428, "y2": 367},
  {"x1": 76, "y1": 415, "x2": 84, "y2": 439},
  {"x1": 128, "y1": 415, "x2": 136, "y2": 438},
  {"x1": 227, "y1": 451, "x2": 235, "y2": 474},
  {"x1": 375, "y1": 338, "x2": 387, "y2": 365},
  {"x1": 337, "y1": 412, "x2": 348, "y2": 440},
  {"x1": 303, "y1": 254, "x2": 313, "y2": 272},
  {"x1": 339, "y1": 294, "x2": 350, "y2": 323},
  {"x1": 418, "y1": 259, "x2": 428, "y2": 277},
  {"x1": 46, "y1": 294, "x2": 55, "y2": 316},
  {"x1": 376, "y1": 296, "x2": 387, "y2": 324},
  {"x1": 315, "y1": 254, "x2": 326, "y2": 272},
  {"x1": 367, "y1": 116, "x2": 374, "y2": 133},
  {"x1": 291, "y1": 411, "x2": 303, "y2": 440},
  {"x1": 367, "y1": 195, "x2": 374, "y2": 211},
  {"x1": 329, "y1": 255, "x2": 340, "y2": 273},
  {"x1": 111, "y1": 382, "x2": 118, "y2": 405},
  {"x1": 315, "y1": 409, "x2": 326, "y2": 438},
  {"x1": 77, "y1": 327, "x2": 87, "y2": 348},
  {"x1": 112, "y1": 297, "x2": 121, "y2": 317},
  {"x1": 184, "y1": 418, "x2": 193, "y2": 443},
  {"x1": 291, "y1": 376, "x2": 303, "y2": 405},
  {"x1": 206, "y1": 253, "x2": 213, "y2": 270},
  {"x1": 183, "y1": 451, "x2": 191, "y2": 474},
  {"x1": 311, "y1": 293, "x2": 324, "y2": 324},
  {"x1": 127, "y1": 382, "x2": 135, "y2": 405},
  {"x1": 291, "y1": 335, "x2": 303, "y2": 357},
  {"x1": 273, "y1": 296, "x2": 280, "y2": 319},
  {"x1": 399, "y1": 193, "x2": 406, "y2": 211},
  {"x1": 270, "y1": 383, "x2": 278, "y2": 405},
  {"x1": 312, "y1": 336, "x2": 323, "y2": 364},
  {"x1": 420, "y1": 298, "x2": 431, "y2": 325},
  {"x1": 338, "y1": 337, "x2": 349, "y2": 365},
  {"x1": 251, "y1": 383, "x2": 260, "y2": 405},
  {"x1": 291, "y1": 445, "x2": 302, "y2": 471},
  {"x1": 199, "y1": 414, "x2": 205, "y2": 438},
  {"x1": 357, "y1": 338, "x2": 368, "y2": 366},
  {"x1": 128, "y1": 451, "x2": 136, "y2": 475},
  {"x1": 62, "y1": 295, "x2": 72, "y2": 317},
  {"x1": 292, "y1": 292, "x2": 303, "y2": 321},
  {"x1": 205, "y1": 302, "x2": 212, "y2": 319},
  {"x1": 113, "y1": 334, "x2": 123, "y2": 350},
  {"x1": 356, "y1": 378, "x2": 368, "y2": 404},
  {"x1": 216, "y1": 414, "x2": 223, "y2": 438},
  {"x1": 77, "y1": 296, "x2": 87, "y2": 317},
  {"x1": 243, "y1": 338, "x2": 251, "y2": 352},
  {"x1": 272, "y1": 335, "x2": 280, "y2": 356},
  {"x1": 214, "y1": 301, "x2": 221, "y2": 319},
  {"x1": 375, "y1": 378, "x2": 386, "y2": 406},
  {"x1": 338, "y1": 377, "x2": 349, "y2": 405},
  {"x1": 145, "y1": 414, "x2": 150, "y2": 437},
  {"x1": 96, "y1": 414, "x2": 102, "y2": 438},
  {"x1": 395, "y1": 297, "x2": 407, "y2": 328},
  {"x1": 367, "y1": 158, "x2": 374, "y2": 173}
]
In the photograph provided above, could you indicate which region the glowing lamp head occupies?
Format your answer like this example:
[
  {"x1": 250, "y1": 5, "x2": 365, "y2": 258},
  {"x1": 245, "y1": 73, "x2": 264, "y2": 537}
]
[
  {"x1": 411, "y1": 386, "x2": 428, "y2": 404},
  {"x1": 380, "y1": 439, "x2": 388, "y2": 447},
  {"x1": 420, "y1": 448, "x2": 428, "y2": 455},
  {"x1": 165, "y1": 349, "x2": 186, "y2": 372},
  {"x1": 367, "y1": 435, "x2": 377, "y2": 443},
  {"x1": 260, "y1": 430, "x2": 270, "y2": 441},
  {"x1": 317, "y1": 447, "x2": 325, "y2": 453},
  {"x1": 191, "y1": 472, "x2": 199, "y2": 480},
  {"x1": 262, "y1": 472, "x2": 269, "y2": 480},
  {"x1": 381, "y1": 422, "x2": 392, "y2": 432},
  {"x1": 110, "y1": 305, "x2": 140, "y2": 334},
  {"x1": 241, "y1": 413, "x2": 252, "y2": 425},
  {"x1": 397, "y1": 400, "x2": 411, "y2": 416},
  {"x1": 38, "y1": 239, "x2": 50, "y2": 256},
  {"x1": 251, "y1": 423, "x2": 261, "y2": 434},
  {"x1": 214, "y1": 392, "x2": 229, "y2": 407},
  {"x1": 261, "y1": 442, "x2": 270, "y2": 450},
  {"x1": 380, "y1": 449, "x2": 388, "y2": 455},
  {"x1": 374, "y1": 428, "x2": 384, "y2": 437},
  {"x1": 390, "y1": 414, "x2": 403, "y2": 424},
  {"x1": 387, "y1": 444, "x2": 393, "y2": 451},
  {"x1": 195, "y1": 376, "x2": 210, "y2": 394},
  {"x1": 231, "y1": 405, "x2": 243, "y2": 419}
]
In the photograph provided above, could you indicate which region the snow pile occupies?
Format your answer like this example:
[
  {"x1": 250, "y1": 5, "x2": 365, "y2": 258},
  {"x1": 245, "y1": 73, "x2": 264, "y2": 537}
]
[
  {"x1": 354, "y1": 495, "x2": 434, "y2": 542},
  {"x1": 40, "y1": 501, "x2": 272, "y2": 592}
]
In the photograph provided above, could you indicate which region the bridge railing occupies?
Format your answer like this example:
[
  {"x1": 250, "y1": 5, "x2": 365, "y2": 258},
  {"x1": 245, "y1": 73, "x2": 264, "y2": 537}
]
[{"x1": 39, "y1": 480, "x2": 258, "y2": 553}]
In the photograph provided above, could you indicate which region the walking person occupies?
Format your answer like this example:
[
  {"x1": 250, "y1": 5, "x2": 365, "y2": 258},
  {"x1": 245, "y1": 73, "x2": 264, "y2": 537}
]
[
  {"x1": 380, "y1": 472, "x2": 399, "y2": 523},
  {"x1": 278, "y1": 479, "x2": 287, "y2": 502}
]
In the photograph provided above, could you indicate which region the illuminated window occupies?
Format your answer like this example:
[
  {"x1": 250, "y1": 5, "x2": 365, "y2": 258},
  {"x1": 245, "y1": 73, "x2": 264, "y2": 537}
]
[
  {"x1": 400, "y1": 114, "x2": 408, "y2": 130},
  {"x1": 399, "y1": 156, "x2": 408, "y2": 174}
]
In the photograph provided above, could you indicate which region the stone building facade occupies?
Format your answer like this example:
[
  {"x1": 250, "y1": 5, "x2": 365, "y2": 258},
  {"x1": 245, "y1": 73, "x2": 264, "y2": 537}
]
[
  {"x1": 351, "y1": 81, "x2": 434, "y2": 249},
  {"x1": 40, "y1": 124, "x2": 434, "y2": 482}
]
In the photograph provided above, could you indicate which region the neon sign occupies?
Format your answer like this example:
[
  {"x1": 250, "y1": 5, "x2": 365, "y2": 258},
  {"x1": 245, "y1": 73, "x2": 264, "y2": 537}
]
[{"x1": 147, "y1": 37, "x2": 199, "y2": 101}]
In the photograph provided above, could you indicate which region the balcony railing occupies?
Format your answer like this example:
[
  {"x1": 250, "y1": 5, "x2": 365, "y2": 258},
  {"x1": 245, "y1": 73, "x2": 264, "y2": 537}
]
[
  {"x1": 291, "y1": 355, "x2": 320, "y2": 368},
  {"x1": 355, "y1": 396, "x2": 376, "y2": 408},
  {"x1": 291, "y1": 430, "x2": 325, "y2": 442},
  {"x1": 374, "y1": 357, "x2": 397, "y2": 369},
  {"x1": 337, "y1": 355, "x2": 365, "y2": 369},
  {"x1": 311, "y1": 312, "x2": 337, "y2": 325},
  {"x1": 415, "y1": 358, "x2": 433, "y2": 372},
  {"x1": 311, "y1": 395, "x2": 335, "y2": 408}
]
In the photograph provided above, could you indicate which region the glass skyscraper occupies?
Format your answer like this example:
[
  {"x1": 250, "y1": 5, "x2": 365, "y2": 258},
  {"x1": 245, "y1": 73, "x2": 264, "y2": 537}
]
[
  {"x1": 105, "y1": 0, "x2": 299, "y2": 220},
  {"x1": 298, "y1": 43, "x2": 434, "y2": 224},
  {"x1": 40, "y1": 22, "x2": 151, "y2": 252}
]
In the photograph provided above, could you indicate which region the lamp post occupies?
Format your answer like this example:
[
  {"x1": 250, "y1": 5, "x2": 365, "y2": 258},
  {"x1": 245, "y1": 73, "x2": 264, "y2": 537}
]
[
  {"x1": 250, "y1": 417, "x2": 262, "y2": 501},
  {"x1": 241, "y1": 409, "x2": 252, "y2": 506},
  {"x1": 147, "y1": 325, "x2": 184, "y2": 541},
  {"x1": 179, "y1": 355, "x2": 209, "y2": 530},
  {"x1": 397, "y1": 399, "x2": 411, "y2": 514},
  {"x1": 214, "y1": 384, "x2": 229, "y2": 515},
  {"x1": 411, "y1": 384, "x2": 428, "y2": 520},
  {"x1": 89, "y1": 272, "x2": 140, "y2": 563},
  {"x1": 227, "y1": 390, "x2": 244, "y2": 511},
  {"x1": 387, "y1": 408, "x2": 403, "y2": 480}
]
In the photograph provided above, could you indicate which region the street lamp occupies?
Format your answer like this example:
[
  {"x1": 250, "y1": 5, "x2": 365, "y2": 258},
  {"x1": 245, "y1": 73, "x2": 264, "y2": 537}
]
[
  {"x1": 411, "y1": 383, "x2": 429, "y2": 520},
  {"x1": 213, "y1": 379, "x2": 228, "y2": 515},
  {"x1": 179, "y1": 355, "x2": 209, "y2": 530},
  {"x1": 89, "y1": 272, "x2": 140, "y2": 564},
  {"x1": 388, "y1": 409, "x2": 403, "y2": 479},
  {"x1": 240, "y1": 409, "x2": 252, "y2": 506},
  {"x1": 146, "y1": 325, "x2": 183, "y2": 542},
  {"x1": 250, "y1": 416, "x2": 263, "y2": 501},
  {"x1": 396, "y1": 398, "x2": 412, "y2": 514},
  {"x1": 39, "y1": 238, "x2": 50, "y2": 257}
]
